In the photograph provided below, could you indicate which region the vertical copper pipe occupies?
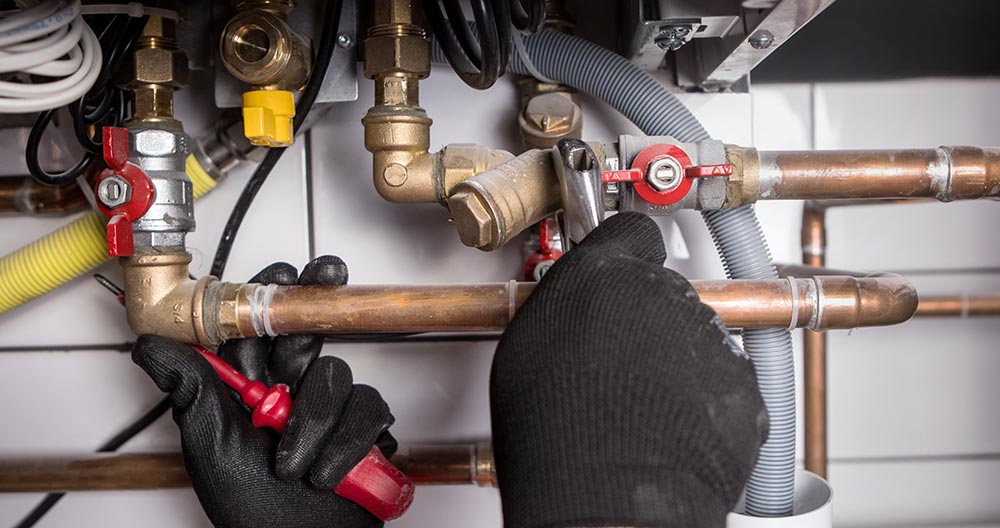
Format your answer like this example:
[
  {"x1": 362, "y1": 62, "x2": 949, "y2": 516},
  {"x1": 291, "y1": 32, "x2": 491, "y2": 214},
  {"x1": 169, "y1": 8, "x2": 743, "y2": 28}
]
[{"x1": 802, "y1": 203, "x2": 827, "y2": 478}]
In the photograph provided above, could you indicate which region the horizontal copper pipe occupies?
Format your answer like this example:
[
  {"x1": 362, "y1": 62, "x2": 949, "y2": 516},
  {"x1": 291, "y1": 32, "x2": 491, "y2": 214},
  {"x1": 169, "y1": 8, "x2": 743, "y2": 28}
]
[
  {"x1": 757, "y1": 147, "x2": 1000, "y2": 202},
  {"x1": 916, "y1": 295, "x2": 1000, "y2": 318},
  {"x1": 0, "y1": 444, "x2": 496, "y2": 493},
  {"x1": 214, "y1": 276, "x2": 919, "y2": 341},
  {"x1": 0, "y1": 176, "x2": 89, "y2": 215}
]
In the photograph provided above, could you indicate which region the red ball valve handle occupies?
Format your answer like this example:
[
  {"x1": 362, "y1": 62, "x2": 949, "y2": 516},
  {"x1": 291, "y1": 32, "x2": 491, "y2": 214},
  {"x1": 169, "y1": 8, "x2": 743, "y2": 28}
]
[
  {"x1": 192, "y1": 346, "x2": 415, "y2": 521},
  {"x1": 95, "y1": 127, "x2": 155, "y2": 257}
]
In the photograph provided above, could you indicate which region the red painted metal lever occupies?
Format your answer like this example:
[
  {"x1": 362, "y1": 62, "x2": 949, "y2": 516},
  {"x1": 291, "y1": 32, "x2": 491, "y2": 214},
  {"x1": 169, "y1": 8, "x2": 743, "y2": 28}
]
[
  {"x1": 95, "y1": 126, "x2": 155, "y2": 257},
  {"x1": 192, "y1": 346, "x2": 415, "y2": 521}
]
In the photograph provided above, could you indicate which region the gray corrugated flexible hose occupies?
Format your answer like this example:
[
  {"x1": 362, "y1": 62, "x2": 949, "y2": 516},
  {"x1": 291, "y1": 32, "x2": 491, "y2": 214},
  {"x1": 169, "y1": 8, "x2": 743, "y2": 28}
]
[{"x1": 434, "y1": 30, "x2": 796, "y2": 516}]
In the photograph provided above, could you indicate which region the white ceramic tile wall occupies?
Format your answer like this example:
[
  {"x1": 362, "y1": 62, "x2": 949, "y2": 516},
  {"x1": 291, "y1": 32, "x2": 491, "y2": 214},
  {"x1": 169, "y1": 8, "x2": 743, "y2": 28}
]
[{"x1": 1, "y1": 71, "x2": 998, "y2": 527}]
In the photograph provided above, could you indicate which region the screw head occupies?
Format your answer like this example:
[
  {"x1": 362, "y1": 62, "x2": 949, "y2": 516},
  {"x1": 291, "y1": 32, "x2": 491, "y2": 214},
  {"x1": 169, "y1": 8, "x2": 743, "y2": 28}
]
[
  {"x1": 337, "y1": 33, "x2": 354, "y2": 49},
  {"x1": 646, "y1": 157, "x2": 684, "y2": 192},
  {"x1": 655, "y1": 26, "x2": 691, "y2": 51},
  {"x1": 98, "y1": 175, "x2": 133, "y2": 208},
  {"x1": 748, "y1": 30, "x2": 775, "y2": 50}
]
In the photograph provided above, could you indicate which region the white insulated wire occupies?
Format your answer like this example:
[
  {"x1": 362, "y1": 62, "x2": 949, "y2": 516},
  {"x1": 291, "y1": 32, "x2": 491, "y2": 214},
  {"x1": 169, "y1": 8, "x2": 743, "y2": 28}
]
[{"x1": 0, "y1": 0, "x2": 102, "y2": 113}]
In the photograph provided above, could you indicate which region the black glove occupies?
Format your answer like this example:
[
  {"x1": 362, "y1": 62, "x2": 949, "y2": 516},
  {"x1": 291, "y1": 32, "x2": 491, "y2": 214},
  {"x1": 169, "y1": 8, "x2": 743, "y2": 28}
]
[
  {"x1": 491, "y1": 213, "x2": 769, "y2": 528},
  {"x1": 132, "y1": 256, "x2": 396, "y2": 528}
]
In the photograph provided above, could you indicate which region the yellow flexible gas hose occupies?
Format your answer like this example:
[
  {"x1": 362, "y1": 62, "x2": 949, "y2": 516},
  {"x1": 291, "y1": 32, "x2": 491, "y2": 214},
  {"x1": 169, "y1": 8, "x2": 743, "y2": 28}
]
[{"x1": 0, "y1": 155, "x2": 218, "y2": 314}]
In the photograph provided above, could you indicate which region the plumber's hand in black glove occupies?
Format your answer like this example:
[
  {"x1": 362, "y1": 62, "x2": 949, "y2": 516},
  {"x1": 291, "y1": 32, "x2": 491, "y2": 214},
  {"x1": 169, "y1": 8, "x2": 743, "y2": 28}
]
[
  {"x1": 132, "y1": 256, "x2": 396, "y2": 528},
  {"x1": 491, "y1": 213, "x2": 769, "y2": 528}
]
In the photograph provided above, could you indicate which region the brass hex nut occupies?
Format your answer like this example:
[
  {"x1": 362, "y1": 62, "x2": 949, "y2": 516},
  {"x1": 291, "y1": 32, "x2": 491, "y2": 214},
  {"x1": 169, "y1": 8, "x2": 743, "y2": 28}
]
[
  {"x1": 448, "y1": 190, "x2": 499, "y2": 250},
  {"x1": 364, "y1": 35, "x2": 430, "y2": 79},
  {"x1": 120, "y1": 46, "x2": 189, "y2": 89}
]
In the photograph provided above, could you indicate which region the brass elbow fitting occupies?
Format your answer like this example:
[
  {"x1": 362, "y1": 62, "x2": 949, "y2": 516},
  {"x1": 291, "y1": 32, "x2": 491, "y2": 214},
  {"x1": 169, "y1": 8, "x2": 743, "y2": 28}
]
[{"x1": 121, "y1": 252, "x2": 215, "y2": 345}]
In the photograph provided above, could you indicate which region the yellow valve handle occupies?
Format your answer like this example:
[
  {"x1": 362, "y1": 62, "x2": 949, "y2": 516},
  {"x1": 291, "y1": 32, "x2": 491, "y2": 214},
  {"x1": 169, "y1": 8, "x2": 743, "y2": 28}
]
[{"x1": 242, "y1": 90, "x2": 296, "y2": 148}]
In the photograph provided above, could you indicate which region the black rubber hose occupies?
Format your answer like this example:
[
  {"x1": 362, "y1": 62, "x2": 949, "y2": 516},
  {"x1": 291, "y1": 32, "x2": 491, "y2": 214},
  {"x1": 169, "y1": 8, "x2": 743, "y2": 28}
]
[{"x1": 210, "y1": 0, "x2": 345, "y2": 279}]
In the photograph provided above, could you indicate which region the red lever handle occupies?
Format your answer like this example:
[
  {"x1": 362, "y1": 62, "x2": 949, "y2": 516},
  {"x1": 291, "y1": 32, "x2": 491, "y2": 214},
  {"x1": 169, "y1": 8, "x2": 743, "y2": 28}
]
[
  {"x1": 192, "y1": 346, "x2": 414, "y2": 521},
  {"x1": 96, "y1": 126, "x2": 155, "y2": 257}
]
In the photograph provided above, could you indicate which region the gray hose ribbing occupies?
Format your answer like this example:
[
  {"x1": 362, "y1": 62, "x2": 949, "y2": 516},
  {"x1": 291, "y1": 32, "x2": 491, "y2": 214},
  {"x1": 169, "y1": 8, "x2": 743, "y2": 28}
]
[
  {"x1": 703, "y1": 206, "x2": 796, "y2": 516},
  {"x1": 434, "y1": 30, "x2": 796, "y2": 516},
  {"x1": 433, "y1": 31, "x2": 711, "y2": 143}
]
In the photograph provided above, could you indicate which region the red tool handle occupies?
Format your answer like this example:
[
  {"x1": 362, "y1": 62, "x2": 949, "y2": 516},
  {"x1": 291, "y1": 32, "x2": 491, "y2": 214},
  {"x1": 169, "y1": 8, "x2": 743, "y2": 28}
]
[{"x1": 193, "y1": 346, "x2": 414, "y2": 520}]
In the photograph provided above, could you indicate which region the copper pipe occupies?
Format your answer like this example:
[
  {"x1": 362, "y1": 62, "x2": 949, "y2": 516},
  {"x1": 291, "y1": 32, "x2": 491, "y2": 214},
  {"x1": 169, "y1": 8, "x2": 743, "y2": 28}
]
[
  {"x1": 756, "y1": 147, "x2": 1000, "y2": 202},
  {"x1": 204, "y1": 276, "x2": 919, "y2": 343},
  {"x1": 0, "y1": 177, "x2": 89, "y2": 215},
  {"x1": 801, "y1": 204, "x2": 827, "y2": 478},
  {"x1": 916, "y1": 295, "x2": 1000, "y2": 317},
  {"x1": 0, "y1": 445, "x2": 496, "y2": 492}
]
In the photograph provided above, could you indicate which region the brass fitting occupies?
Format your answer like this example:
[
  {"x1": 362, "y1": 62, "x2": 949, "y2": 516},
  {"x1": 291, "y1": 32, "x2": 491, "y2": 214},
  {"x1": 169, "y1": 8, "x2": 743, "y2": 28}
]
[
  {"x1": 723, "y1": 144, "x2": 761, "y2": 207},
  {"x1": 448, "y1": 150, "x2": 562, "y2": 251},
  {"x1": 363, "y1": 0, "x2": 513, "y2": 205},
  {"x1": 519, "y1": 91, "x2": 583, "y2": 151},
  {"x1": 121, "y1": 251, "x2": 214, "y2": 345},
  {"x1": 220, "y1": 1, "x2": 311, "y2": 90},
  {"x1": 118, "y1": 17, "x2": 189, "y2": 122}
]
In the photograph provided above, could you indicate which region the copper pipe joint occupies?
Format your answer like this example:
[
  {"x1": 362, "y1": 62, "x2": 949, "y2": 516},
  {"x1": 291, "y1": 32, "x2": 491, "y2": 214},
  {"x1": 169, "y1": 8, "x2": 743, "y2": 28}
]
[
  {"x1": 694, "y1": 275, "x2": 918, "y2": 330},
  {"x1": 197, "y1": 276, "x2": 918, "y2": 344},
  {"x1": 0, "y1": 444, "x2": 497, "y2": 492},
  {"x1": 916, "y1": 295, "x2": 1000, "y2": 318},
  {"x1": 751, "y1": 147, "x2": 1000, "y2": 202}
]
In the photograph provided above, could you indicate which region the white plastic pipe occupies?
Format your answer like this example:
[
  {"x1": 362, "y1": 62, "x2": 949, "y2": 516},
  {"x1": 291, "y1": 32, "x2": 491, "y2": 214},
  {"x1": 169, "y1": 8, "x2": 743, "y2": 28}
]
[{"x1": 728, "y1": 471, "x2": 833, "y2": 527}]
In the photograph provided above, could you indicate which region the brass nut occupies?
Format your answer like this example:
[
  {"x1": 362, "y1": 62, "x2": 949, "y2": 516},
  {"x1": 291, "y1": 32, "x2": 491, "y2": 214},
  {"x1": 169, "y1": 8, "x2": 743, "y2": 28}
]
[
  {"x1": 372, "y1": 0, "x2": 417, "y2": 26},
  {"x1": 524, "y1": 93, "x2": 578, "y2": 134},
  {"x1": 448, "y1": 191, "x2": 498, "y2": 250},
  {"x1": 383, "y1": 163, "x2": 408, "y2": 187},
  {"x1": 121, "y1": 47, "x2": 189, "y2": 89},
  {"x1": 364, "y1": 35, "x2": 430, "y2": 79}
]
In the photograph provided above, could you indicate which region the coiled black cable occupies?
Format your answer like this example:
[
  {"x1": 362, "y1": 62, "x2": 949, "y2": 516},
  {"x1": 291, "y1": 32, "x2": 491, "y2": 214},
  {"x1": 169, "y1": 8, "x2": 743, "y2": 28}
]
[
  {"x1": 25, "y1": 11, "x2": 149, "y2": 186},
  {"x1": 424, "y1": 0, "x2": 545, "y2": 90}
]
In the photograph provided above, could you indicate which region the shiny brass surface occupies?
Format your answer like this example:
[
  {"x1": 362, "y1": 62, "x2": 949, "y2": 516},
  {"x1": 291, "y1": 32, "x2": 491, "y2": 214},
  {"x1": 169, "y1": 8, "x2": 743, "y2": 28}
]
[
  {"x1": 518, "y1": 90, "x2": 583, "y2": 150},
  {"x1": 220, "y1": 1, "x2": 311, "y2": 90},
  {"x1": 119, "y1": 17, "x2": 188, "y2": 121},
  {"x1": 121, "y1": 251, "x2": 213, "y2": 345},
  {"x1": 724, "y1": 145, "x2": 760, "y2": 207},
  {"x1": 0, "y1": 177, "x2": 88, "y2": 215},
  {"x1": 801, "y1": 203, "x2": 827, "y2": 479},
  {"x1": 448, "y1": 150, "x2": 561, "y2": 250},
  {"x1": 362, "y1": 0, "x2": 518, "y2": 211},
  {"x1": 916, "y1": 295, "x2": 1000, "y2": 317},
  {"x1": 0, "y1": 445, "x2": 498, "y2": 492},
  {"x1": 754, "y1": 147, "x2": 1000, "y2": 202}
]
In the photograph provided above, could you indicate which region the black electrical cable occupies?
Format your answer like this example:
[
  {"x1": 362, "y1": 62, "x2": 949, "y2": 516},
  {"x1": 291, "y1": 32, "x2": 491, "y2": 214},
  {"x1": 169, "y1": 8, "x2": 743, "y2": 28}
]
[
  {"x1": 17, "y1": 2, "x2": 345, "y2": 522},
  {"x1": 25, "y1": 10, "x2": 150, "y2": 186},
  {"x1": 210, "y1": 0, "x2": 345, "y2": 279},
  {"x1": 423, "y1": 0, "x2": 545, "y2": 90}
]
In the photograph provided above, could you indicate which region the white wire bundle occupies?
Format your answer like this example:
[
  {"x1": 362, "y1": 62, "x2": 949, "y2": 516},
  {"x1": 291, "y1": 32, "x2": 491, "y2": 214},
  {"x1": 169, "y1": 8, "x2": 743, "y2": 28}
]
[{"x1": 0, "y1": 0, "x2": 101, "y2": 113}]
